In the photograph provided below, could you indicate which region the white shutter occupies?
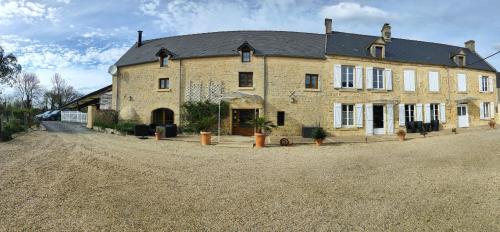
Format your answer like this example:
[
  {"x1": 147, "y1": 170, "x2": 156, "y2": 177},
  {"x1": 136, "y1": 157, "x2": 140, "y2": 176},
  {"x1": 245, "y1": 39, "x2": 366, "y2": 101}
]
[
  {"x1": 457, "y1": 73, "x2": 466, "y2": 92},
  {"x1": 355, "y1": 103, "x2": 363, "y2": 128},
  {"x1": 385, "y1": 69, "x2": 392, "y2": 91},
  {"x1": 387, "y1": 104, "x2": 394, "y2": 134},
  {"x1": 478, "y1": 76, "x2": 483, "y2": 92},
  {"x1": 334, "y1": 103, "x2": 342, "y2": 128},
  {"x1": 424, "y1": 104, "x2": 431, "y2": 123},
  {"x1": 416, "y1": 103, "x2": 423, "y2": 121},
  {"x1": 489, "y1": 77, "x2": 494, "y2": 92},
  {"x1": 365, "y1": 103, "x2": 373, "y2": 135},
  {"x1": 334, "y1": 65, "x2": 342, "y2": 88},
  {"x1": 491, "y1": 102, "x2": 495, "y2": 118},
  {"x1": 366, "y1": 67, "x2": 373, "y2": 89},
  {"x1": 355, "y1": 66, "x2": 363, "y2": 89},
  {"x1": 404, "y1": 70, "x2": 415, "y2": 92},
  {"x1": 440, "y1": 103, "x2": 446, "y2": 123},
  {"x1": 480, "y1": 102, "x2": 485, "y2": 119},
  {"x1": 399, "y1": 103, "x2": 405, "y2": 126},
  {"x1": 428, "y1": 71, "x2": 439, "y2": 92}
]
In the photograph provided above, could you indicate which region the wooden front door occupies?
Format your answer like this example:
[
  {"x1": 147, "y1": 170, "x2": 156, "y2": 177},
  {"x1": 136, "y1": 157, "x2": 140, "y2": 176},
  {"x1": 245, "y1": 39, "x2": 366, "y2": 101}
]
[{"x1": 232, "y1": 109, "x2": 258, "y2": 136}]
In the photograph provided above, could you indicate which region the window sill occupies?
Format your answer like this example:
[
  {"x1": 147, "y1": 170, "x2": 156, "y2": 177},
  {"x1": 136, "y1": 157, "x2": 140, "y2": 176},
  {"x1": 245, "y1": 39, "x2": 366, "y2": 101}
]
[
  {"x1": 402, "y1": 91, "x2": 416, "y2": 93},
  {"x1": 457, "y1": 91, "x2": 468, "y2": 94},
  {"x1": 238, "y1": 87, "x2": 255, "y2": 91},
  {"x1": 157, "y1": 89, "x2": 171, "y2": 92},
  {"x1": 369, "y1": 89, "x2": 389, "y2": 92},
  {"x1": 338, "y1": 127, "x2": 359, "y2": 131},
  {"x1": 428, "y1": 91, "x2": 441, "y2": 94},
  {"x1": 337, "y1": 88, "x2": 357, "y2": 92},
  {"x1": 304, "y1": 88, "x2": 321, "y2": 92}
]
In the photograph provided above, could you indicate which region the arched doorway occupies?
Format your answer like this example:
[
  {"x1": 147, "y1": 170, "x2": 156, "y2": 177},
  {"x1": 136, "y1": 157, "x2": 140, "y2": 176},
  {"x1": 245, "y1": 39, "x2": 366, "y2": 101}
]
[{"x1": 151, "y1": 108, "x2": 174, "y2": 125}]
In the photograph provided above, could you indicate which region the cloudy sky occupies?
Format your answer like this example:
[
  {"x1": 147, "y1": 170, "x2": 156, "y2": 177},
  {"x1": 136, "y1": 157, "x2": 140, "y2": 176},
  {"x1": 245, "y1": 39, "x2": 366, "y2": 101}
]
[{"x1": 1, "y1": 0, "x2": 499, "y2": 94}]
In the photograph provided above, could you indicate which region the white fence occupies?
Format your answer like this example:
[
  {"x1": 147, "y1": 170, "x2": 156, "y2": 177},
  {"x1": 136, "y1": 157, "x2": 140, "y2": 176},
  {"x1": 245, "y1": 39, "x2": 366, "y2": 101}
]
[{"x1": 61, "y1": 111, "x2": 87, "y2": 124}]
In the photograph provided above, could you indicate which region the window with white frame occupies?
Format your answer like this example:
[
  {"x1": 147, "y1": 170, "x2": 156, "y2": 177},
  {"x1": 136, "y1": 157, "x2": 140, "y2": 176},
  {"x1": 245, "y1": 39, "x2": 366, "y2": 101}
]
[
  {"x1": 159, "y1": 78, "x2": 169, "y2": 89},
  {"x1": 482, "y1": 102, "x2": 491, "y2": 119},
  {"x1": 403, "y1": 70, "x2": 416, "y2": 91},
  {"x1": 341, "y1": 66, "x2": 354, "y2": 88},
  {"x1": 457, "y1": 73, "x2": 467, "y2": 92},
  {"x1": 405, "y1": 104, "x2": 415, "y2": 123},
  {"x1": 481, "y1": 76, "x2": 489, "y2": 92},
  {"x1": 428, "y1": 71, "x2": 440, "y2": 92},
  {"x1": 372, "y1": 68, "x2": 384, "y2": 89},
  {"x1": 430, "y1": 103, "x2": 439, "y2": 121},
  {"x1": 342, "y1": 104, "x2": 354, "y2": 126}
]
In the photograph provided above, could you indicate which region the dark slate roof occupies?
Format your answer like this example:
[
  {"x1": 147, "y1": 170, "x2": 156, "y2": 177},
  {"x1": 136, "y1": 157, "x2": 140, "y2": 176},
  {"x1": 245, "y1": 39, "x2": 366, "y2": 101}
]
[
  {"x1": 115, "y1": 31, "x2": 326, "y2": 67},
  {"x1": 326, "y1": 31, "x2": 496, "y2": 72},
  {"x1": 115, "y1": 30, "x2": 496, "y2": 72}
]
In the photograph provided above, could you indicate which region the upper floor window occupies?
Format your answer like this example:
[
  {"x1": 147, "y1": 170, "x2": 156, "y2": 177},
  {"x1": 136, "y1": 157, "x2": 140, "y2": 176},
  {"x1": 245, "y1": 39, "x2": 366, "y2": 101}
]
[
  {"x1": 159, "y1": 78, "x2": 169, "y2": 89},
  {"x1": 341, "y1": 65, "x2": 354, "y2": 88},
  {"x1": 457, "y1": 56, "x2": 465, "y2": 66},
  {"x1": 160, "y1": 57, "x2": 168, "y2": 67},
  {"x1": 372, "y1": 68, "x2": 384, "y2": 89},
  {"x1": 457, "y1": 73, "x2": 467, "y2": 92},
  {"x1": 242, "y1": 51, "x2": 251, "y2": 62},
  {"x1": 239, "y1": 72, "x2": 253, "y2": 87},
  {"x1": 480, "y1": 76, "x2": 489, "y2": 92},
  {"x1": 305, "y1": 74, "x2": 319, "y2": 89},
  {"x1": 403, "y1": 70, "x2": 416, "y2": 92},
  {"x1": 428, "y1": 71, "x2": 440, "y2": 92},
  {"x1": 375, "y1": 46, "x2": 383, "y2": 58}
]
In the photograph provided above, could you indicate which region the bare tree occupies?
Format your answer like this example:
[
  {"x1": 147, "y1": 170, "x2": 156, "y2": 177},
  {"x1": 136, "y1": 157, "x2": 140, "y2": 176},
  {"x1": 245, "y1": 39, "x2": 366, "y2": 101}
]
[
  {"x1": 13, "y1": 73, "x2": 42, "y2": 109},
  {"x1": 45, "y1": 73, "x2": 81, "y2": 109},
  {"x1": 0, "y1": 46, "x2": 22, "y2": 86}
]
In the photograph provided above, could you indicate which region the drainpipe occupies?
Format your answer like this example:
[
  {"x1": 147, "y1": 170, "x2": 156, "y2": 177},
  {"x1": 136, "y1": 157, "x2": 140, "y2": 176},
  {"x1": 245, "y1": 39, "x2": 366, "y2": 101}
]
[{"x1": 178, "y1": 59, "x2": 183, "y2": 129}]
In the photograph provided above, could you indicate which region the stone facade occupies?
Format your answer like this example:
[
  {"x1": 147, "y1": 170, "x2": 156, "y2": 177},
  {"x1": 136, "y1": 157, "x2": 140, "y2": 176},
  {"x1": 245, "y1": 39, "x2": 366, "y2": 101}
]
[{"x1": 112, "y1": 53, "x2": 496, "y2": 136}]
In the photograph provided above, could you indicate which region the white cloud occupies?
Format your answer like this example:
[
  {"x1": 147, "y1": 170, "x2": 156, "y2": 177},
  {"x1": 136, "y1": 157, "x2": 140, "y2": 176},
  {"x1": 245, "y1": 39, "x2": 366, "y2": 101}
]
[
  {"x1": 320, "y1": 2, "x2": 393, "y2": 21},
  {"x1": 0, "y1": 0, "x2": 63, "y2": 24}
]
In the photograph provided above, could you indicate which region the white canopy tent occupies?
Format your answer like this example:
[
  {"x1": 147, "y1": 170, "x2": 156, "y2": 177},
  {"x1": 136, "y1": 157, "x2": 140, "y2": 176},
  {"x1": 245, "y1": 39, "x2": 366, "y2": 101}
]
[{"x1": 217, "y1": 92, "x2": 263, "y2": 143}]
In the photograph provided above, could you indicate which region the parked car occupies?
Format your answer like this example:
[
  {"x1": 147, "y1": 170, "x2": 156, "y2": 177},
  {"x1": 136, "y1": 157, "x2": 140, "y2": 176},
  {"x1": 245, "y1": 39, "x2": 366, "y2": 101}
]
[
  {"x1": 45, "y1": 110, "x2": 61, "y2": 121},
  {"x1": 36, "y1": 111, "x2": 53, "y2": 120}
]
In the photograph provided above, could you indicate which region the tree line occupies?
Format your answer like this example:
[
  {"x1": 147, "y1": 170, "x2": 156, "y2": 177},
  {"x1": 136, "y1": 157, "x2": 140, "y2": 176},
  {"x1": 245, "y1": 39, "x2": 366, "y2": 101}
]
[{"x1": 0, "y1": 46, "x2": 81, "y2": 111}]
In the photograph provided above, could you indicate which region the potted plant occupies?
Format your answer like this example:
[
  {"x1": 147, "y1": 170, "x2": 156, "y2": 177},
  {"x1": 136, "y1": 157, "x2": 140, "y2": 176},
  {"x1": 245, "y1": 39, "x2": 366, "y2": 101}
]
[
  {"x1": 489, "y1": 119, "x2": 496, "y2": 129},
  {"x1": 251, "y1": 116, "x2": 276, "y2": 148},
  {"x1": 311, "y1": 127, "x2": 327, "y2": 146},
  {"x1": 396, "y1": 129, "x2": 406, "y2": 141},
  {"x1": 198, "y1": 116, "x2": 217, "y2": 145},
  {"x1": 155, "y1": 127, "x2": 165, "y2": 140}
]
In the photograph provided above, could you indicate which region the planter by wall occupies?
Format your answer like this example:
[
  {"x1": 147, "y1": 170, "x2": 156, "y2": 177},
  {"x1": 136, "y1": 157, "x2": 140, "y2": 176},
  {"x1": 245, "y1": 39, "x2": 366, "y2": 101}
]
[
  {"x1": 255, "y1": 133, "x2": 266, "y2": 148},
  {"x1": 200, "y1": 132, "x2": 211, "y2": 145}
]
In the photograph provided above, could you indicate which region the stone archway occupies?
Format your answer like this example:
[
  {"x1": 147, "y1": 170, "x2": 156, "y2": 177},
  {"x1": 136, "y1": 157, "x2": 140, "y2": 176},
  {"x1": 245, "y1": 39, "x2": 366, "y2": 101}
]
[{"x1": 151, "y1": 108, "x2": 174, "y2": 125}]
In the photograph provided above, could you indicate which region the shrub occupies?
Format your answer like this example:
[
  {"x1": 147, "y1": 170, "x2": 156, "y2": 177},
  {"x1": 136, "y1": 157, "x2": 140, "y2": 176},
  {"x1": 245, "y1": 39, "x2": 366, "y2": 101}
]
[
  {"x1": 94, "y1": 110, "x2": 118, "y2": 129},
  {"x1": 251, "y1": 116, "x2": 276, "y2": 134},
  {"x1": 4, "y1": 119, "x2": 26, "y2": 134},
  {"x1": 115, "y1": 121, "x2": 137, "y2": 135},
  {"x1": 311, "y1": 127, "x2": 327, "y2": 140},
  {"x1": 181, "y1": 101, "x2": 229, "y2": 133},
  {"x1": 0, "y1": 130, "x2": 12, "y2": 142}
]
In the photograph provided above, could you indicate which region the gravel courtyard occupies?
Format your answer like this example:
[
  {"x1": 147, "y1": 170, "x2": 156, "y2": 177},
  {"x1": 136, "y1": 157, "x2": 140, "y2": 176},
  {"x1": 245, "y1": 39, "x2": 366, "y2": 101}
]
[{"x1": 0, "y1": 125, "x2": 499, "y2": 231}]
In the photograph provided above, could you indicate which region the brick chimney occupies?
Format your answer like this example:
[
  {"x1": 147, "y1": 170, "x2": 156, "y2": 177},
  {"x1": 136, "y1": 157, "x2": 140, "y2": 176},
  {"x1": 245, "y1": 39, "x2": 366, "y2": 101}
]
[
  {"x1": 465, "y1": 40, "x2": 475, "y2": 52},
  {"x1": 325, "y1": 18, "x2": 332, "y2": 34},
  {"x1": 381, "y1": 23, "x2": 391, "y2": 42},
  {"x1": 137, "y1": 30, "x2": 143, "y2": 47}
]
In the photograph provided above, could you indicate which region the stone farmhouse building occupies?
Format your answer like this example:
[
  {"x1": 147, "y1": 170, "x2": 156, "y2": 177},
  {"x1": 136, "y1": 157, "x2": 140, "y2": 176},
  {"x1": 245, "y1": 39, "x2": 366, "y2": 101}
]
[{"x1": 111, "y1": 19, "x2": 497, "y2": 137}]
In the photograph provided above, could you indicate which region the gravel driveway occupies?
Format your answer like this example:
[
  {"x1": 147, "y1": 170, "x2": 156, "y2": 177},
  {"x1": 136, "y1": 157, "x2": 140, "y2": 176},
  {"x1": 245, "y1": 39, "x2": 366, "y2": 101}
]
[
  {"x1": 0, "y1": 128, "x2": 499, "y2": 231},
  {"x1": 42, "y1": 121, "x2": 90, "y2": 133}
]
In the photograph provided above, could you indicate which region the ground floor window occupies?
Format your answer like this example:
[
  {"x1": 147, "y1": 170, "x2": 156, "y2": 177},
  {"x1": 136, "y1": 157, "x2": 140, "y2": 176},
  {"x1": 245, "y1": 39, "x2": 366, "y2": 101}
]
[
  {"x1": 430, "y1": 104, "x2": 439, "y2": 121},
  {"x1": 152, "y1": 108, "x2": 174, "y2": 125},
  {"x1": 342, "y1": 104, "x2": 354, "y2": 126},
  {"x1": 405, "y1": 104, "x2": 415, "y2": 123},
  {"x1": 482, "y1": 102, "x2": 491, "y2": 119},
  {"x1": 277, "y1": 111, "x2": 285, "y2": 126}
]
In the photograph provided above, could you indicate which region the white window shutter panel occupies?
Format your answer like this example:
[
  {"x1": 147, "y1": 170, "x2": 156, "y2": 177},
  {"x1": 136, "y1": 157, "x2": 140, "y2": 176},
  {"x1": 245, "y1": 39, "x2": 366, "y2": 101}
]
[
  {"x1": 489, "y1": 77, "x2": 494, "y2": 92},
  {"x1": 411, "y1": 71, "x2": 416, "y2": 91},
  {"x1": 480, "y1": 102, "x2": 485, "y2": 119},
  {"x1": 440, "y1": 103, "x2": 446, "y2": 123},
  {"x1": 424, "y1": 104, "x2": 431, "y2": 123},
  {"x1": 365, "y1": 103, "x2": 373, "y2": 135},
  {"x1": 387, "y1": 104, "x2": 394, "y2": 134},
  {"x1": 478, "y1": 76, "x2": 483, "y2": 92},
  {"x1": 366, "y1": 67, "x2": 373, "y2": 89},
  {"x1": 334, "y1": 103, "x2": 342, "y2": 128},
  {"x1": 491, "y1": 102, "x2": 495, "y2": 118},
  {"x1": 457, "y1": 74, "x2": 466, "y2": 92},
  {"x1": 399, "y1": 104, "x2": 405, "y2": 126},
  {"x1": 403, "y1": 71, "x2": 410, "y2": 91},
  {"x1": 435, "y1": 72, "x2": 440, "y2": 91},
  {"x1": 416, "y1": 104, "x2": 423, "y2": 121},
  {"x1": 385, "y1": 69, "x2": 392, "y2": 90},
  {"x1": 355, "y1": 103, "x2": 363, "y2": 128},
  {"x1": 355, "y1": 66, "x2": 363, "y2": 89},
  {"x1": 334, "y1": 65, "x2": 342, "y2": 88}
]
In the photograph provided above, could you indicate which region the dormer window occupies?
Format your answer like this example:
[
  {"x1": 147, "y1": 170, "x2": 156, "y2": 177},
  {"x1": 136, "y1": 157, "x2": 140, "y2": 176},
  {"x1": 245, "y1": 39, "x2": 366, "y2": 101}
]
[
  {"x1": 457, "y1": 56, "x2": 465, "y2": 66},
  {"x1": 369, "y1": 37, "x2": 386, "y2": 58},
  {"x1": 237, "y1": 41, "x2": 254, "y2": 63},
  {"x1": 375, "y1": 46, "x2": 383, "y2": 58},
  {"x1": 451, "y1": 50, "x2": 466, "y2": 67},
  {"x1": 155, "y1": 47, "x2": 173, "y2": 68}
]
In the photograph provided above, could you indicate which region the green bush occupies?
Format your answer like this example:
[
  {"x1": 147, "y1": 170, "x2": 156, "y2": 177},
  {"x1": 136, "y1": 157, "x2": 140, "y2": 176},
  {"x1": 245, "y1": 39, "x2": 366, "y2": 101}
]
[
  {"x1": 0, "y1": 130, "x2": 12, "y2": 141},
  {"x1": 115, "y1": 121, "x2": 137, "y2": 135},
  {"x1": 93, "y1": 110, "x2": 118, "y2": 129},
  {"x1": 181, "y1": 101, "x2": 229, "y2": 133},
  {"x1": 311, "y1": 127, "x2": 327, "y2": 140},
  {"x1": 4, "y1": 119, "x2": 26, "y2": 134}
]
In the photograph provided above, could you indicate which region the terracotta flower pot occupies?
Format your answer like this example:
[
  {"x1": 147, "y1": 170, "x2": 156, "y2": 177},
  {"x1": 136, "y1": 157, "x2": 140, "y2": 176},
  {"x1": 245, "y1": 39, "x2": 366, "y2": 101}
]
[
  {"x1": 314, "y1": 139, "x2": 323, "y2": 146},
  {"x1": 155, "y1": 132, "x2": 161, "y2": 140},
  {"x1": 200, "y1": 131, "x2": 211, "y2": 145},
  {"x1": 255, "y1": 133, "x2": 266, "y2": 148}
]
